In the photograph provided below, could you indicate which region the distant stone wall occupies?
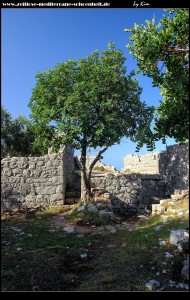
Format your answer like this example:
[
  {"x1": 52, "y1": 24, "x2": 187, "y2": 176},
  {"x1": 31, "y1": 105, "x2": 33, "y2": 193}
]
[
  {"x1": 77, "y1": 156, "x2": 116, "y2": 172},
  {"x1": 91, "y1": 173, "x2": 165, "y2": 213},
  {"x1": 1, "y1": 145, "x2": 74, "y2": 211},
  {"x1": 123, "y1": 152, "x2": 160, "y2": 174},
  {"x1": 123, "y1": 143, "x2": 189, "y2": 194}
]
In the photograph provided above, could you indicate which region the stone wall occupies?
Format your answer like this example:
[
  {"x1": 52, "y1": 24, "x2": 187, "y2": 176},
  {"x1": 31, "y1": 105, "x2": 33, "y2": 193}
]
[
  {"x1": 1, "y1": 142, "x2": 188, "y2": 213},
  {"x1": 62, "y1": 144, "x2": 75, "y2": 179},
  {"x1": 1, "y1": 145, "x2": 74, "y2": 211},
  {"x1": 123, "y1": 152, "x2": 160, "y2": 174},
  {"x1": 160, "y1": 143, "x2": 189, "y2": 195},
  {"x1": 123, "y1": 143, "x2": 189, "y2": 195},
  {"x1": 91, "y1": 173, "x2": 165, "y2": 213},
  {"x1": 77, "y1": 156, "x2": 116, "y2": 172}
]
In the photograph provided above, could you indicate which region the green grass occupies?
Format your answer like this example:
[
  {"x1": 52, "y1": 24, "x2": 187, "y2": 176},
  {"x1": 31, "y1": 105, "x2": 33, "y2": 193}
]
[
  {"x1": 78, "y1": 215, "x2": 189, "y2": 291},
  {"x1": 1, "y1": 200, "x2": 189, "y2": 291},
  {"x1": 1, "y1": 215, "x2": 103, "y2": 291}
]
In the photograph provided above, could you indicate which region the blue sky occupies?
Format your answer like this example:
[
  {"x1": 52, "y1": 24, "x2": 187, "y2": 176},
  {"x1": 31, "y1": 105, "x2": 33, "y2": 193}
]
[{"x1": 2, "y1": 8, "x2": 176, "y2": 170}]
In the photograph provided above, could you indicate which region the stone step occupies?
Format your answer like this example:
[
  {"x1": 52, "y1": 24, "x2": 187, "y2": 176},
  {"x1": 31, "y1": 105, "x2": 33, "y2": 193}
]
[
  {"x1": 152, "y1": 204, "x2": 160, "y2": 211},
  {"x1": 152, "y1": 205, "x2": 166, "y2": 215},
  {"x1": 151, "y1": 189, "x2": 189, "y2": 216},
  {"x1": 65, "y1": 198, "x2": 80, "y2": 205},
  {"x1": 65, "y1": 191, "x2": 81, "y2": 198},
  {"x1": 170, "y1": 194, "x2": 181, "y2": 201},
  {"x1": 167, "y1": 201, "x2": 176, "y2": 206},
  {"x1": 174, "y1": 189, "x2": 189, "y2": 195},
  {"x1": 181, "y1": 190, "x2": 189, "y2": 196},
  {"x1": 174, "y1": 189, "x2": 182, "y2": 195},
  {"x1": 160, "y1": 199, "x2": 170, "y2": 205}
]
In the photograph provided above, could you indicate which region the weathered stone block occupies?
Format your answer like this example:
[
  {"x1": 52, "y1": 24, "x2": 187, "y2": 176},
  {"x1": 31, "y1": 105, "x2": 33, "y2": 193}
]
[
  {"x1": 50, "y1": 194, "x2": 63, "y2": 202},
  {"x1": 36, "y1": 186, "x2": 56, "y2": 195},
  {"x1": 99, "y1": 210, "x2": 113, "y2": 220},
  {"x1": 56, "y1": 185, "x2": 64, "y2": 194}
]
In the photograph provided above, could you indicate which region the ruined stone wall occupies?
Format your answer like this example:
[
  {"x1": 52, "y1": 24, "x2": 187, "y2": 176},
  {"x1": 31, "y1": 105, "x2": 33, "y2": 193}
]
[
  {"x1": 1, "y1": 154, "x2": 64, "y2": 211},
  {"x1": 91, "y1": 173, "x2": 165, "y2": 213},
  {"x1": 123, "y1": 143, "x2": 189, "y2": 194},
  {"x1": 123, "y1": 152, "x2": 160, "y2": 174},
  {"x1": 1, "y1": 145, "x2": 75, "y2": 211},
  {"x1": 77, "y1": 156, "x2": 116, "y2": 172},
  {"x1": 160, "y1": 143, "x2": 189, "y2": 194},
  {"x1": 1, "y1": 143, "x2": 188, "y2": 212}
]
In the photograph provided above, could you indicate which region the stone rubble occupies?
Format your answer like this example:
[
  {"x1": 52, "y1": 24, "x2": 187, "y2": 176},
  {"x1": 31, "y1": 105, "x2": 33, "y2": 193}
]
[
  {"x1": 159, "y1": 241, "x2": 166, "y2": 246},
  {"x1": 145, "y1": 279, "x2": 160, "y2": 290},
  {"x1": 63, "y1": 226, "x2": 75, "y2": 233},
  {"x1": 165, "y1": 252, "x2": 174, "y2": 259},
  {"x1": 154, "y1": 225, "x2": 163, "y2": 231},
  {"x1": 170, "y1": 229, "x2": 189, "y2": 247},
  {"x1": 105, "y1": 225, "x2": 116, "y2": 233}
]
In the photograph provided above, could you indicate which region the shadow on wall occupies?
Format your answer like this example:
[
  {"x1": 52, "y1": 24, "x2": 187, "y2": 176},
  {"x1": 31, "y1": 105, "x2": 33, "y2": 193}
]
[
  {"x1": 159, "y1": 144, "x2": 189, "y2": 195},
  {"x1": 65, "y1": 170, "x2": 81, "y2": 204},
  {"x1": 64, "y1": 156, "x2": 82, "y2": 204},
  {"x1": 90, "y1": 173, "x2": 166, "y2": 215},
  {"x1": 1, "y1": 185, "x2": 21, "y2": 212}
]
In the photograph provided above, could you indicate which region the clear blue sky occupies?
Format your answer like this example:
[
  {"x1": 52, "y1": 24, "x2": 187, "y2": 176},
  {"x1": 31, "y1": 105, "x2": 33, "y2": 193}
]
[{"x1": 2, "y1": 8, "x2": 176, "y2": 170}]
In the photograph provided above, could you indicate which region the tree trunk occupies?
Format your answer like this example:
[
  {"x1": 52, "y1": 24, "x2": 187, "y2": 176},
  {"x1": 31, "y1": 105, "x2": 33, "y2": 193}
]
[
  {"x1": 80, "y1": 145, "x2": 91, "y2": 203},
  {"x1": 81, "y1": 170, "x2": 91, "y2": 203},
  {"x1": 80, "y1": 145, "x2": 108, "y2": 203}
]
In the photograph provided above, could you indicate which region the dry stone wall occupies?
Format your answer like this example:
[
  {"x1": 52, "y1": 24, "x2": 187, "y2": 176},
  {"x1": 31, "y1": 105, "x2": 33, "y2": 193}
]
[
  {"x1": 91, "y1": 143, "x2": 189, "y2": 213},
  {"x1": 123, "y1": 152, "x2": 160, "y2": 174},
  {"x1": 1, "y1": 145, "x2": 74, "y2": 211},
  {"x1": 159, "y1": 143, "x2": 189, "y2": 195},
  {"x1": 77, "y1": 156, "x2": 116, "y2": 172},
  {"x1": 1, "y1": 143, "x2": 188, "y2": 213},
  {"x1": 1, "y1": 154, "x2": 64, "y2": 211},
  {"x1": 123, "y1": 143, "x2": 189, "y2": 195},
  {"x1": 91, "y1": 173, "x2": 165, "y2": 213}
]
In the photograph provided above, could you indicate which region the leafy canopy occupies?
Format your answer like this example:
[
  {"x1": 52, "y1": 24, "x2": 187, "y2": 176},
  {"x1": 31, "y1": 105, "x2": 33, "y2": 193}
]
[
  {"x1": 1, "y1": 106, "x2": 41, "y2": 157},
  {"x1": 125, "y1": 9, "x2": 189, "y2": 149},
  {"x1": 29, "y1": 43, "x2": 154, "y2": 154}
]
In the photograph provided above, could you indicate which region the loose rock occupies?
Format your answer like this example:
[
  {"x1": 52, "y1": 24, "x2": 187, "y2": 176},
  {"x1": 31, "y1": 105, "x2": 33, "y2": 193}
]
[{"x1": 145, "y1": 279, "x2": 160, "y2": 290}]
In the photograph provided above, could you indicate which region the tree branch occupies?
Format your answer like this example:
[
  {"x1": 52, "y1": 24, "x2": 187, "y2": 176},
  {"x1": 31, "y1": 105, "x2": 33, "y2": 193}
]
[{"x1": 88, "y1": 146, "x2": 109, "y2": 175}]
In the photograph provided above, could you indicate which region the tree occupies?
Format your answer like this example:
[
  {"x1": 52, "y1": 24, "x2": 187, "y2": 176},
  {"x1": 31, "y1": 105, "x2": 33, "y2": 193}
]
[
  {"x1": 1, "y1": 107, "x2": 13, "y2": 156},
  {"x1": 125, "y1": 9, "x2": 189, "y2": 149},
  {"x1": 1, "y1": 106, "x2": 42, "y2": 157},
  {"x1": 29, "y1": 43, "x2": 154, "y2": 202}
]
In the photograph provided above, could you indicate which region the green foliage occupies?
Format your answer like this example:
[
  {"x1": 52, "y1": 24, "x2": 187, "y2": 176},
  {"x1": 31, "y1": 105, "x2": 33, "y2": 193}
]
[
  {"x1": 1, "y1": 106, "x2": 43, "y2": 157},
  {"x1": 29, "y1": 43, "x2": 154, "y2": 200},
  {"x1": 29, "y1": 43, "x2": 154, "y2": 159},
  {"x1": 1, "y1": 107, "x2": 13, "y2": 155},
  {"x1": 125, "y1": 9, "x2": 189, "y2": 148}
]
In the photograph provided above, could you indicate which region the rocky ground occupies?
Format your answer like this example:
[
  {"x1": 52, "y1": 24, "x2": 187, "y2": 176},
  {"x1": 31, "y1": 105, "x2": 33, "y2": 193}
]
[{"x1": 1, "y1": 192, "x2": 189, "y2": 292}]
